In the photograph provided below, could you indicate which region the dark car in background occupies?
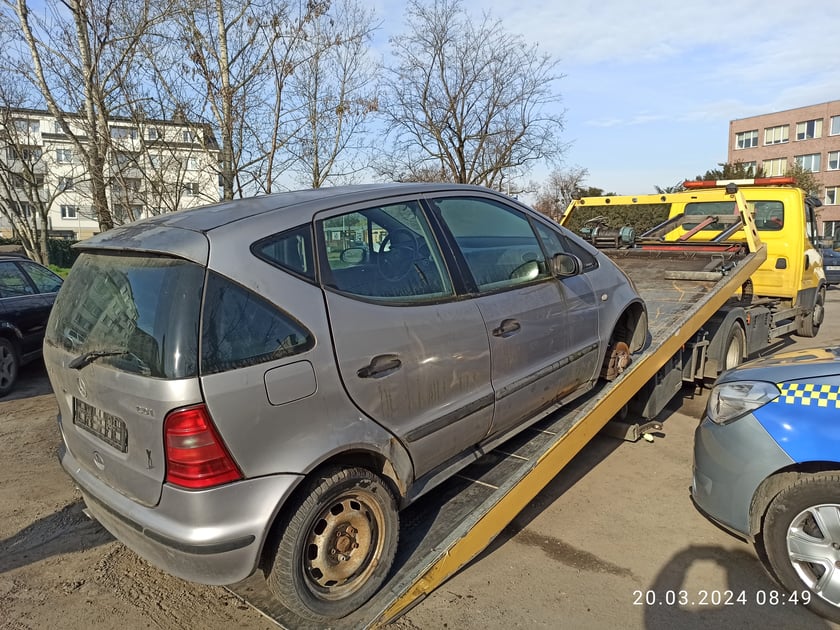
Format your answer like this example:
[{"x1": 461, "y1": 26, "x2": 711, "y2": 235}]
[
  {"x1": 692, "y1": 347, "x2": 840, "y2": 623},
  {"x1": 821, "y1": 248, "x2": 840, "y2": 286},
  {"x1": 0, "y1": 255, "x2": 64, "y2": 396}
]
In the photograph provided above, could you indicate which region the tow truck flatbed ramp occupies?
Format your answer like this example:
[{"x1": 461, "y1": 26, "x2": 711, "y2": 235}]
[{"x1": 228, "y1": 243, "x2": 766, "y2": 629}]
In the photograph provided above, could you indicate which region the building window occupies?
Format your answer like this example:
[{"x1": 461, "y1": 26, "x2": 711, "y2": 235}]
[
  {"x1": 14, "y1": 202, "x2": 34, "y2": 217},
  {"x1": 55, "y1": 148, "x2": 72, "y2": 163},
  {"x1": 763, "y1": 158, "x2": 787, "y2": 177},
  {"x1": 183, "y1": 182, "x2": 199, "y2": 196},
  {"x1": 764, "y1": 125, "x2": 789, "y2": 145},
  {"x1": 13, "y1": 119, "x2": 40, "y2": 134},
  {"x1": 186, "y1": 156, "x2": 199, "y2": 170},
  {"x1": 60, "y1": 205, "x2": 78, "y2": 219},
  {"x1": 796, "y1": 119, "x2": 823, "y2": 141},
  {"x1": 147, "y1": 127, "x2": 159, "y2": 141},
  {"x1": 113, "y1": 151, "x2": 139, "y2": 167},
  {"x1": 6, "y1": 146, "x2": 42, "y2": 161},
  {"x1": 829, "y1": 152, "x2": 840, "y2": 171},
  {"x1": 53, "y1": 120, "x2": 64, "y2": 134},
  {"x1": 735, "y1": 130, "x2": 758, "y2": 149},
  {"x1": 110, "y1": 126, "x2": 138, "y2": 140},
  {"x1": 795, "y1": 153, "x2": 821, "y2": 172},
  {"x1": 182, "y1": 129, "x2": 199, "y2": 143},
  {"x1": 58, "y1": 176, "x2": 74, "y2": 191},
  {"x1": 831, "y1": 116, "x2": 840, "y2": 136},
  {"x1": 11, "y1": 173, "x2": 44, "y2": 187},
  {"x1": 826, "y1": 187, "x2": 839, "y2": 206}
]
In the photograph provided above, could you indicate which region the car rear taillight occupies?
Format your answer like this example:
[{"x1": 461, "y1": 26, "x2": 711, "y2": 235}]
[{"x1": 164, "y1": 404, "x2": 242, "y2": 489}]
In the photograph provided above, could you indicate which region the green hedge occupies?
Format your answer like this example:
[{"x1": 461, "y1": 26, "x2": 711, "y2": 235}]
[{"x1": 0, "y1": 237, "x2": 80, "y2": 267}]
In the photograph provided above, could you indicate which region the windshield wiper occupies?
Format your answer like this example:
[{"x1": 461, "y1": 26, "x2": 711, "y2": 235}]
[{"x1": 68, "y1": 349, "x2": 130, "y2": 370}]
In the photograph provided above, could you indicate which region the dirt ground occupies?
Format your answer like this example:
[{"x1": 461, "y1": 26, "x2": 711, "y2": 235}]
[{"x1": 3, "y1": 293, "x2": 840, "y2": 630}]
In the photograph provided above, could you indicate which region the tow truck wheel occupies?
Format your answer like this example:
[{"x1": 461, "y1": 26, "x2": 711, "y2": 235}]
[
  {"x1": 722, "y1": 323, "x2": 745, "y2": 371},
  {"x1": 266, "y1": 466, "x2": 399, "y2": 621},
  {"x1": 796, "y1": 286, "x2": 825, "y2": 338},
  {"x1": 761, "y1": 473, "x2": 840, "y2": 623}
]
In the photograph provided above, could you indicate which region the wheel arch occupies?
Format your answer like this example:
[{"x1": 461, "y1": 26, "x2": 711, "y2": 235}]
[
  {"x1": 609, "y1": 299, "x2": 648, "y2": 354},
  {"x1": 258, "y1": 443, "x2": 412, "y2": 571},
  {"x1": 749, "y1": 462, "x2": 840, "y2": 539}
]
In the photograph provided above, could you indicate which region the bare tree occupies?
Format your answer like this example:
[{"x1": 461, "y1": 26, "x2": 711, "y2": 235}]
[
  {"x1": 5, "y1": 0, "x2": 173, "y2": 232},
  {"x1": 380, "y1": 0, "x2": 566, "y2": 190},
  {"x1": 533, "y1": 165, "x2": 589, "y2": 221},
  {"x1": 284, "y1": 0, "x2": 379, "y2": 188},
  {"x1": 166, "y1": 0, "x2": 330, "y2": 199}
]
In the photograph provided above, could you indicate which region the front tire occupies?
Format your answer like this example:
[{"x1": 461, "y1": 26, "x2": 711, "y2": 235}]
[
  {"x1": 0, "y1": 337, "x2": 19, "y2": 397},
  {"x1": 762, "y1": 473, "x2": 840, "y2": 623},
  {"x1": 265, "y1": 466, "x2": 399, "y2": 621}
]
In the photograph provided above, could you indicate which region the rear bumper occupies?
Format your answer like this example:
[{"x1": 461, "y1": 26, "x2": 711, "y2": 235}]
[{"x1": 60, "y1": 444, "x2": 303, "y2": 585}]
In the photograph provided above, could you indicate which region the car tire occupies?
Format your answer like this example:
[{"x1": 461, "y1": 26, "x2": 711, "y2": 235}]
[
  {"x1": 796, "y1": 286, "x2": 825, "y2": 338},
  {"x1": 721, "y1": 323, "x2": 745, "y2": 372},
  {"x1": 762, "y1": 473, "x2": 840, "y2": 623},
  {"x1": 265, "y1": 466, "x2": 399, "y2": 622},
  {"x1": 0, "y1": 337, "x2": 19, "y2": 397}
]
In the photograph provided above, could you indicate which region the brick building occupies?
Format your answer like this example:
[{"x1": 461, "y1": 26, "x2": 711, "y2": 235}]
[{"x1": 728, "y1": 100, "x2": 840, "y2": 240}]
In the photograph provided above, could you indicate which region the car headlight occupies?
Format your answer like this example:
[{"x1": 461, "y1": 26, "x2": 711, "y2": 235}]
[{"x1": 706, "y1": 380, "x2": 780, "y2": 425}]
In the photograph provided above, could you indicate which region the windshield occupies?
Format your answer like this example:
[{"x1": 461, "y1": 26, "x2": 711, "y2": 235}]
[{"x1": 45, "y1": 252, "x2": 204, "y2": 378}]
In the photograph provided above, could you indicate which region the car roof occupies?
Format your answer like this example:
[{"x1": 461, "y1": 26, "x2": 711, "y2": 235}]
[
  {"x1": 96, "y1": 183, "x2": 494, "y2": 235},
  {"x1": 76, "y1": 183, "x2": 509, "y2": 261}
]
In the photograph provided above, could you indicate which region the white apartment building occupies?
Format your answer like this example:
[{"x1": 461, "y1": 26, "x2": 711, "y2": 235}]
[{"x1": 0, "y1": 108, "x2": 220, "y2": 240}]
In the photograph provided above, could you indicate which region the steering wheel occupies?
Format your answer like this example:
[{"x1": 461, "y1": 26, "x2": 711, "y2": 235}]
[{"x1": 378, "y1": 228, "x2": 420, "y2": 281}]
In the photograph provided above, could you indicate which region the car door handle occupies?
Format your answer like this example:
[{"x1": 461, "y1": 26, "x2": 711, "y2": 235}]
[
  {"x1": 357, "y1": 354, "x2": 402, "y2": 378},
  {"x1": 492, "y1": 319, "x2": 521, "y2": 338}
]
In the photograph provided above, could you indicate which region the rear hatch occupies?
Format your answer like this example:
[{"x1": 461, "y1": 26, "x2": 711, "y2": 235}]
[{"x1": 44, "y1": 251, "x2": 205, "y2": 507}]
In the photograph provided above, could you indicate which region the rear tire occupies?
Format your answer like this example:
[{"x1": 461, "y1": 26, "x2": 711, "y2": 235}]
[
  {"x1": 796, "y1": 286, "x2": 825, "y2": 338},
  {"x1": 0, "y1": 337, "x2": 19, "y2": 397},
  {"x1": 762, "y1": 473, "x2": 840, "y2": 623},
  {"x1": 265, "y1": 466, "x2": 399, "y2": 622},
  {"x1": 721, "y1": 323, "x2": 745, "y2": 372}
]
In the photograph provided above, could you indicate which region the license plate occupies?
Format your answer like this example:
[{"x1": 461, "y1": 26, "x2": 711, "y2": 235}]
[
  {"x1": 73, "y1": 399, "x2": 128, "y2": 452},
  {"x1": 827, "y1": 266, "x2": 840, "y2": 271}
]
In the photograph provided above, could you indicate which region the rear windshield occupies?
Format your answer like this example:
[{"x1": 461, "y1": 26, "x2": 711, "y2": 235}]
[
  {"x1": 45, "y1": 252, "x2": 203, "y2": 378},
  {"x1": 682, "y1": 200, "x2": 784, "y2": 232}
]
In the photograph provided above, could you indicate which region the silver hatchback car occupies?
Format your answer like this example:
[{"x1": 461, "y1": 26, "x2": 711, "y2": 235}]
[{"x1": 44, "y1": 183, "x2": 647, "y2": 622}]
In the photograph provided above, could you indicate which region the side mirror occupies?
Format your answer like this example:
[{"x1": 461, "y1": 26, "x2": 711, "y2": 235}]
[
  {"x1": 551, "y1": 252, "x2": 581, "y2": 277},
  {"x1": 340, "y1": 247, "x2": 367, "y2": 264}
]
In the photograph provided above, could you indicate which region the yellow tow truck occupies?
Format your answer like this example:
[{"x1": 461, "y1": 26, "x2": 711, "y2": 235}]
[{"x1": 228, "y1": 178, "x2": 823, "y2": 628}]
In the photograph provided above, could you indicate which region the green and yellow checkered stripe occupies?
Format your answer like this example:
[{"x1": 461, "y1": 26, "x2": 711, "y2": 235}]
[{"x1": 772, "y1": 382, "x2": 840, "y2": 408}]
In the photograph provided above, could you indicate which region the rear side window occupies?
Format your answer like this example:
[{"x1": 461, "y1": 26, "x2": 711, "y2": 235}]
[
  {"x1": 20, "y1": 261, "x2": 63, "y2": 293},
  {"x1": 45, "y1": 253, "x2": 203, "y2": 378},
  {"x1": 252, "y1": 224, "x2": 316, "y2": 281},
  {"x1": 0, "y1": 262, "x2": 35, "y2": 297},
  {"x1": 201, "y1": 272, "x2": 313, "y2": 375}
]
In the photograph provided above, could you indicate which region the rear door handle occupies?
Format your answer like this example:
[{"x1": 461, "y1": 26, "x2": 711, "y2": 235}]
[
  {"x1": 357, "y1": 354, "x2": 402, "y2": 378},
  {"x1": 492, "y1": 318, "x2": 521, "y2": 338}
]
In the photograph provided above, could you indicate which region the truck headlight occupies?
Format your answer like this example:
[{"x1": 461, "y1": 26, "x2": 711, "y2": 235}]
[{"x1": 706, "y1": 381, "x2": 780, "y2": 425}]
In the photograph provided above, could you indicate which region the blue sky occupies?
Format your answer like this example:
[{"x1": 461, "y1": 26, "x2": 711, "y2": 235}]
[{"x1": 370, "y1": 0, "x2": 840, "y2": 194}]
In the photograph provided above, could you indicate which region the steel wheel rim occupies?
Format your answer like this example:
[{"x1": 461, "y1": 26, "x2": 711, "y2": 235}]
[
  {"x1": 814, "y1": 291, "x2": 826, "y2": 327},
  {"x1": 724, "y1": 334, "x2": 741, "y2": 370},
  {"x1": 302, "y1": 491, "x2": 386, "y2": 601},
  {"x1": 786, "y1": 503, "x2": 840, "y2": 607}
]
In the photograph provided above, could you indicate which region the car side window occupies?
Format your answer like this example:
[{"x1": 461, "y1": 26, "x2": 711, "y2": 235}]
[
  {"x1": 20, "y1": 261, "x2": 63, "y2": 293},
  {"x1": 252, "y1": 224, "x2": 316, "y2": 281},
  {"x1": 533, "y1": 221, "x2": 598, "y2": 272},
  {"x1": 318, "y1": 201, "x2": 454, "y2": 302},
  {"x1": 433, "y1": 197, "x2": 549, "y2": 291},
  {"x1": 0, "y1": 262, "x2": 36, "y2": 297},
  {"x1": 201, "y1": 272, "x2": 314, "y2": 375}
]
